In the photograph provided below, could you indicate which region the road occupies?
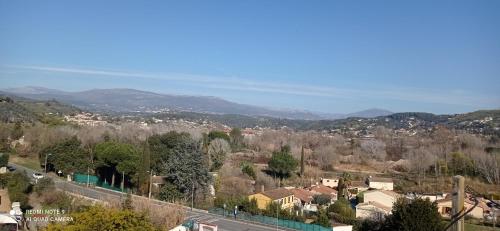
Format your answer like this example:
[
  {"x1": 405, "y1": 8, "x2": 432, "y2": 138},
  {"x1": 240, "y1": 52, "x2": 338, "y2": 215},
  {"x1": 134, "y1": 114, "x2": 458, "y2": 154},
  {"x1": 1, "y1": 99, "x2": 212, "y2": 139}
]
[{"x1": 11, "y1": 163, "x2": 289, "y2": 231}]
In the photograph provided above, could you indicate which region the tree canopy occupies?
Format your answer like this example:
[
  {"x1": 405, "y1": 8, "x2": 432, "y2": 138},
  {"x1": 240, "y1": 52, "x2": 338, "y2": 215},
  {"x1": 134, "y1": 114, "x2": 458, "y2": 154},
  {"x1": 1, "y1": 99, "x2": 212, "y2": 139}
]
[
  {"x1": 208, "y1": 130, "x2": 230, "y2": 143},
  {"x1": 41, "y1": 136, "x2": 90, "y2": 175},
  {"x1": 382, "y1": 198, "x2": 444, "y2": 231},
  {"x1": 95, "y1": 141, "x2": 139, "y2": 187},
  {"x1": 149, "y1": 131, "x2": 211, "y2": 199},
  {"x1": 45, "y1": 205, "x2": 155, "y2": 231},
  {"x1": 267, "y1": 145, "x2": 298, "y2": 179}
]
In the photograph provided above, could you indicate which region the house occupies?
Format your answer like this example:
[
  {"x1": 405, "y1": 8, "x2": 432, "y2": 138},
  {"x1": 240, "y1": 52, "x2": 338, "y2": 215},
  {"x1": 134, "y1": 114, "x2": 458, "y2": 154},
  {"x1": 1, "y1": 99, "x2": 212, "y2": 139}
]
[
  {"x1": 320, "y1": 178, "x2": 339, "y2": 188},
  {"x1": 348, "y1": 181, "x2": 369, "y2": 194},
  {"x1": 248, "y1": 188, "x2": 295, "y2": 210},
  {"x1": 310, "y1": 185, "x2": 338, "y2": 204},
  {"x1": 332, "y1": 223, "x2": 353, "y2": 231},
  {"x1": 356, "y1": 201, "x2": 391, "y2": 220},
  {"x1": 407, "y1": 193, "x2": 448, "y2": 202},
  {"x1": 436, "y1": 197, "x2": 485, "y2": 219},
  {"x1": 363, "y1": 190, "x2": 400, "y2": 209},
  {"x1": 289, "y1": 188, "x2": 317, "y2": 212},
  {"x1": 368, "y1": 177, "x2": 394, "y2": 191},
  {"x1": 290, "y1": 188, "x2": 314, "y2": 205},
  {"x1": 0, "y1": 214, "x2": 18, "y2": 231}
]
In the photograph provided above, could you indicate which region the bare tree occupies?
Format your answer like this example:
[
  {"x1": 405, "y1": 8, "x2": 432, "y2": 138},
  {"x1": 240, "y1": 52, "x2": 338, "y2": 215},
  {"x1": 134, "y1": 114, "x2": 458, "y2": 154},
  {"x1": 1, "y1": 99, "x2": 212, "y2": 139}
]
[
  {"x1": 406, "y1": 147, "x2": 435, "y2": 186},
  {"x1": 360, "y1": 139, "x2": 387, "y2": 161},
  {"x1": 471, "y1": 149, "x2": 500, "y2": 184}
]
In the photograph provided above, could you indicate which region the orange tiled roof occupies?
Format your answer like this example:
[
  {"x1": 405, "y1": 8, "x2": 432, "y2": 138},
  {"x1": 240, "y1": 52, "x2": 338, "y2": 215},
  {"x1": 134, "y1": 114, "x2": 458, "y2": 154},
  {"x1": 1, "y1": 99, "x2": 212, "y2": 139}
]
[{"x1": 290, "y1": 188, "x2": 315, "y2": 203}]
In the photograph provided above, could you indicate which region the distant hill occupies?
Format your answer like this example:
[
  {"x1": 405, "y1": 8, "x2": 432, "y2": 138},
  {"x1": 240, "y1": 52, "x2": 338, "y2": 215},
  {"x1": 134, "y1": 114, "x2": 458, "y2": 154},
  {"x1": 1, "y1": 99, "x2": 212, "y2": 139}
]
[
  {"x1": 0, "y1": 93, "x2": 81, "y2": 123},
  {"x1": 345, "y1": 108, "x2": 393, "y2": 118},
  {"x1": 144, "y1": 109, "x2": 500, "y2": 136},
  {"x1": 3, "y1": 86, "x2": 391, "y2": 120}
]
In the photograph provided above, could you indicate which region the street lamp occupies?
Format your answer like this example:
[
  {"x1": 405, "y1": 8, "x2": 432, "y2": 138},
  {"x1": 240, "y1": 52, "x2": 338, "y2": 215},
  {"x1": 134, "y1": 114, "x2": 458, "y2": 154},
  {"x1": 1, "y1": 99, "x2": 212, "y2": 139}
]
[{"x1": 44, "y1": 153, "x2": 52, "y2": 173}]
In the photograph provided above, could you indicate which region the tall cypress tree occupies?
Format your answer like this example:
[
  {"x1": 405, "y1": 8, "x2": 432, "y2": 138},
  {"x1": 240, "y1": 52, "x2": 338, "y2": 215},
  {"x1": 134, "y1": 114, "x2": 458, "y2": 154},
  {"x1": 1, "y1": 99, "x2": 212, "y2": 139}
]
[{"x1": 300, "y1": 146, "x2": 305, "y2": 177}]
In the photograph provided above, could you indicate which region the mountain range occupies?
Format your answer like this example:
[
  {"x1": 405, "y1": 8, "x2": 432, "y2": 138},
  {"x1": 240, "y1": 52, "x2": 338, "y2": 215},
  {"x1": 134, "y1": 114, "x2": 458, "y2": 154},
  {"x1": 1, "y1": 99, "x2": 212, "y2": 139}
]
[{"x1": 1, "y1": 86, "x2": 393, "y2": 120}]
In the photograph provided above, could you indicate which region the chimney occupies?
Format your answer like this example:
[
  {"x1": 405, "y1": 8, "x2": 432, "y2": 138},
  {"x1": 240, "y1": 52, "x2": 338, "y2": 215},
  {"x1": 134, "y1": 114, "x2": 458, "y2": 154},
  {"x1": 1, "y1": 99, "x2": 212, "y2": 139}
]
[{"x1": 261, "y1": 185, "x2": 265, "y2": 192}]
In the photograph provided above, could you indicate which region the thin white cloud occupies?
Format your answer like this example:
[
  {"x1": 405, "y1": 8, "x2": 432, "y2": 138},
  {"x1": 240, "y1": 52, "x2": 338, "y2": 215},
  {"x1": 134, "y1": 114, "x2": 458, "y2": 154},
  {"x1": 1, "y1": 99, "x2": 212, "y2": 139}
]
[{"x1": 3, "y1": 64, "x2": 498, "y2": 107}]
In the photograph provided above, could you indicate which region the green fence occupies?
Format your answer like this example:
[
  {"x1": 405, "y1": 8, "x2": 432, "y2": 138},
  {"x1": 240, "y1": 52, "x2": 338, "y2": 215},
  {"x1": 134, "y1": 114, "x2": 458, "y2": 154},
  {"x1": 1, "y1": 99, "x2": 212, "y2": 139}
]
[
  {"x1": 73, "y1": 173, "x2": 129, "y2": 193},
  {"x1": 208, "y1": 208, "x2": 331, "y2": 231}
]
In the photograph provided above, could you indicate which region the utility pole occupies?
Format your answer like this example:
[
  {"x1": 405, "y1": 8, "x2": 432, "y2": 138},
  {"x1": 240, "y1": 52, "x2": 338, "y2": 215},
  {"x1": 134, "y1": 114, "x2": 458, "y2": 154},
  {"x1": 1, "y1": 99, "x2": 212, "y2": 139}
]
[
  {"x1": 148, "y1": 170, "x2": 153, "y2": 200},
  {"x1": 452, "y1": 175, "x2": 465, "y2": 231},
  {"x1": 87, "y1": 167, "x2": 90, "y2": 187},
  {"x1": 276, "y1": 202, "x2": 279, "y2": 231},
  {"x1": 121, "y1": 171, "x2": 125, "y2": 193},
  {"x1": 191, "y1": 173, "x2": 194, "y2": 211}
]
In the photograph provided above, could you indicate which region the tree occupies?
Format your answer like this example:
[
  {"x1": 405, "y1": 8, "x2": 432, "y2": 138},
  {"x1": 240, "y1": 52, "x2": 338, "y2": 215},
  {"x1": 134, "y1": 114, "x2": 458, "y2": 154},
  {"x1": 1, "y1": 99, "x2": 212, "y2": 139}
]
[
  {"x1": 45, "y1": 205, "x2": 155, "y2": 231},
  {"x1": 122, "y1": 193, "x2": 134, "y2": 210},
  {"x1": 313, "y1": 194, "x2": 331, "y2": 206},
  {"x1": 159, "y1": 182, "x2": 183, "y2": 203},
  {"x1": 11, "y1": 122, "x2": 23, "y2": 140},
  {"x1": 337, "y1": 178, "x2": 349, "y2": 199},
  {"x1": 406, "y1": 147, "x2": 434, "y2": 186},
  {"x1": 95, "y1": 141, "x2": 139, "y2": 187},
  {"x1": 137, "y1": 141, "x2": 151, "y2": 195},
  {"x1": 208, "y1": 130, "x2": 230, "y2": 143},
  {"x1": 383, "y1": 198, "x2": 444, "y2": 231},
  {"x1": 41, "y1": 136, "x2": 91, "y2": 175},
  {"x1": 229, "y1": 128, "x2": 244, "y2": 150},
  {"x1": 449, "y1": 152, "x2": 474, "y2": 176},
  {"x1": 327, "y1": 197, "x2": 355, "y2": 218},
  {"x1": 360, "y1": 139, "x2": 387, "y2": 161},
  {"x1": 241, "y1": 162, "x2": 256, "y2": 180},
  {"x1": 208, "y1": 138, "x2": 231, "y2": 171},
  {"x1": 0, "y1": 153, "x2": 9, "y2": 167},
  {"x1": 267, "y1": 145, "x2": 298, "y2": 179},
  {"x1": 316, "y1": 208, "x2": 331, "y2": 227},
  {"x1": 149, "y1": 131, "x2": 211, "y2": 200},
  {"x1": 6, "y1": 171, "x2": 31, "y2": 209},
  {"x1": 300, "y1": 146, "x2": 305, "y2": 177}
]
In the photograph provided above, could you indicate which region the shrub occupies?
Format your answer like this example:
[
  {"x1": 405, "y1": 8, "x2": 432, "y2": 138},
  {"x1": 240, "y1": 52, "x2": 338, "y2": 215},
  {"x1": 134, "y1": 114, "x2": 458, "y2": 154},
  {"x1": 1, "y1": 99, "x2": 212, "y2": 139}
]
[
  {"x1": 34, "y1": 177, "x2": 54, "y2": 195},
  {"x1": 313, "y1": 194, "x2": 331, "y2": 206}
]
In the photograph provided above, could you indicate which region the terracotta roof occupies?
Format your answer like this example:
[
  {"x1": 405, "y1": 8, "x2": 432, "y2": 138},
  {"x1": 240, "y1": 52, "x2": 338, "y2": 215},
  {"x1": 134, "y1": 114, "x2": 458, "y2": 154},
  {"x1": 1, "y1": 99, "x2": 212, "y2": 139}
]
[
  {"x1": 290, "y1": 188, "x2": 315, "y2": 203},
  {"x1": 310, "y1": 185, "x2": 337, "y2": 196},
  {"x1": 261, "y1": 188, "x2": 293, "y2": 200},
  {"x1": 369, "y1": 177, "x2": 393, "y2": 183}
]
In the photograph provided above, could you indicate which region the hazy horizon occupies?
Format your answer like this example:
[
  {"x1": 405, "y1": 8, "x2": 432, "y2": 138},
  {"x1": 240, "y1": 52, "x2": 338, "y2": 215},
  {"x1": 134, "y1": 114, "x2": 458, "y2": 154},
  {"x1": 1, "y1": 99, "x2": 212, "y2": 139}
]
[{"x1": 1, "y1": 1, "x2": 499, "y2": 114}]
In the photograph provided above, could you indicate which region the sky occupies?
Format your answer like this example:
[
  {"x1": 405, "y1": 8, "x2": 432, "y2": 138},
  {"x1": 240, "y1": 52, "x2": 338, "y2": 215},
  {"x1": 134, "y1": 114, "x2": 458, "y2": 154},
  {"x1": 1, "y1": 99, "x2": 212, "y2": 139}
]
[{"x1": 1, "y1": 0, "x2": 499, "y2": 114}]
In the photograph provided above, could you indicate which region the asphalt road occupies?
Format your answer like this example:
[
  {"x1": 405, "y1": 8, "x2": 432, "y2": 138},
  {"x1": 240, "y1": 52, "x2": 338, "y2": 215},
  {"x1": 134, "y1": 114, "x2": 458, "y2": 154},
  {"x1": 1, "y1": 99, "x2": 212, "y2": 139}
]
[{"x1": 11, "y1": 163, "x2": 289, "y2": 231}]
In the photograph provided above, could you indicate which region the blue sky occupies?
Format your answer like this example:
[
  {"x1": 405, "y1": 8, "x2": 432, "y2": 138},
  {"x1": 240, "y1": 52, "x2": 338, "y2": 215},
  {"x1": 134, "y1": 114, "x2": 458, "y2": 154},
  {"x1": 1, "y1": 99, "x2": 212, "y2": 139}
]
[{"x1": 1, "y1": 0, "x2": 499, "y2": 114}]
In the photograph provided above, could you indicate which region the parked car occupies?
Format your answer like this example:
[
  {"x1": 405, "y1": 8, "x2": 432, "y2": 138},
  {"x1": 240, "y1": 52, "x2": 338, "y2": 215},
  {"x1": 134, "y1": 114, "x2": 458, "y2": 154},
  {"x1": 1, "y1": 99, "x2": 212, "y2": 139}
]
[
  {"x1": 32, "y1": 173, "x2": 44, "y2": 180},
  {"x1": 6, "y1": 165, "x2": 16, "y2": 172}
]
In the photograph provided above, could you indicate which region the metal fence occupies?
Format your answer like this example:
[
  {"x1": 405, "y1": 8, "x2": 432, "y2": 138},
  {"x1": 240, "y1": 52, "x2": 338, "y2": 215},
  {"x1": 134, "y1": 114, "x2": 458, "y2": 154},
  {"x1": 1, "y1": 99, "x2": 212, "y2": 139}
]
[
  {"x1": 208, "y1": 208, "x2": 331, "y2": 231},
  {"x1": 73, "y1": 173, "x2": 129, "y2": 192}
]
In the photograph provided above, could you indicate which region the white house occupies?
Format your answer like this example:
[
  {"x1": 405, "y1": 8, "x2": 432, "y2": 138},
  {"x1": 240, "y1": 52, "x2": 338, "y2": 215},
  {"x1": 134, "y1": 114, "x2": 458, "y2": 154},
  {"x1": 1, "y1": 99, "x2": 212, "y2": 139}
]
[
  {"x1": 320, "y1": 178, "x2": 339, "y2": 188},
  {"x1": 363, "y1": 190, "x2": 400, "y2": 208},
  {"x1": 356, "y1": 201, "x2": 391, "y2": 220},
  {"x1": 368, "y1": 177, "x2": 394, "y2": 191}
]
